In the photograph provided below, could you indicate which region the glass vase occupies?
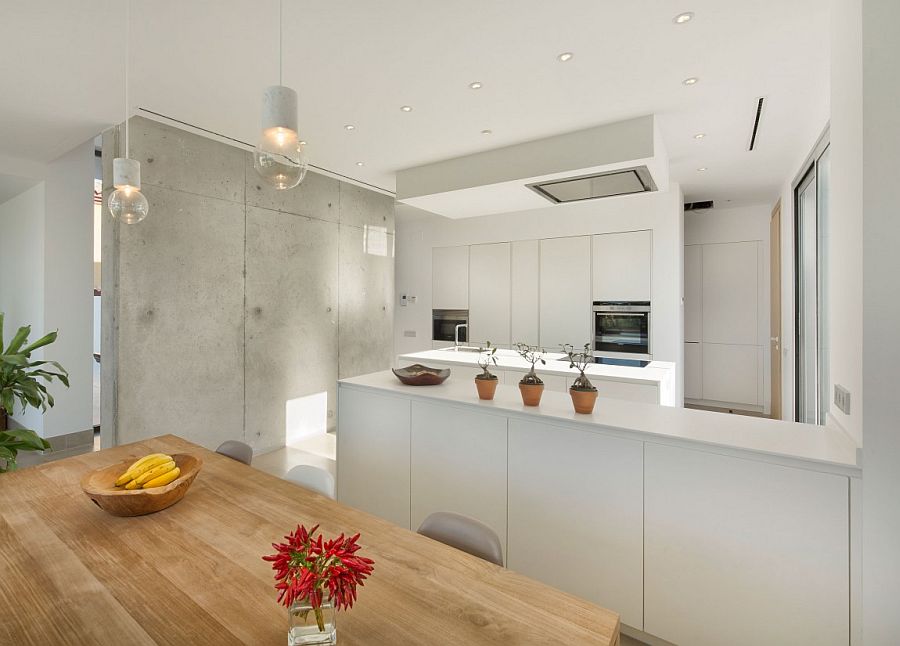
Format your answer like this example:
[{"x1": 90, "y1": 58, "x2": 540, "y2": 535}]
[{"x1": 288, "y1": 596, "x2": 336, "y2": 645}]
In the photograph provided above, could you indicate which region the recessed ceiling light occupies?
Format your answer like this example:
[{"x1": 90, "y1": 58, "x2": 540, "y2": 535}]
[
  {"x1": 400, "y1": 105, "x2": 413, "y2": 112},
  {"x1": 693, "y1": 133, "x2": 706, "y2": 139},
  {"x1": 557, "y1": 52, "x2": 574, "y2": 62},
  {"x1": 674, "y1": 12, "x2": 694, "y2": 24},
  {"x1": 481, "y1": 129, "x2": 492, "y2": 135},
  {"x1": 469, "y1": 81, "x2": 483, "y2": 90},
  {"x1": 683, "y1": 77, "x2": 699, "y2": 86},
  {"x1": 356, "y1": 161, "x2": 364, "y2": 167},
  {"x1": 697, "y1": 167, "x2": 708, "y2": 172},
  {"x1": 344, "y1": 124, "x2": 356, "y2": 131}
]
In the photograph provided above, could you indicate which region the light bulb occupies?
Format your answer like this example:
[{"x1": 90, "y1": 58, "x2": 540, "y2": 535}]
[
  {"x1": 109, "y1": 157, "x2": 149, "y2": 224},
  {"x1": 254, "y1": 85, "x2": 307, "y2": 190},
  {"x1": 254, "y1": 126, "x2": 308, "y2": 190}
]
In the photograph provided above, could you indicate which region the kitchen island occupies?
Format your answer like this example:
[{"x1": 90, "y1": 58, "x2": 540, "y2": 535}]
[
  {"x1": 398, "y1": 347, "x2": 678, "y2": 405},
  {"x1": 337, "y1": 370, "x2": 860, "y2": 646}
]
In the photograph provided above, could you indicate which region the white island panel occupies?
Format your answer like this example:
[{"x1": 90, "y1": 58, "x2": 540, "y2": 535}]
[
  {"x1": 508, "y1": 418, "x2": 644, "y2": 628},
  {"x1": 644, "y1": 443, "x2": 849, "y2": 646}
]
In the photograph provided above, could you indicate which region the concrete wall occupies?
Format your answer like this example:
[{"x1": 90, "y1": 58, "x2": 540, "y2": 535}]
[
  {"x1": 0, "y1": 183, "x2": 45, "y2": 432},
  {"x1": 860, "y1": 0, "x2": 900, "y2": 640},
  {"x1": 102, "y1": 117, "x2": 394, "y2": 453},
  {"x1": 394, "y1": 186, "x2": 685, "y2": 399}
]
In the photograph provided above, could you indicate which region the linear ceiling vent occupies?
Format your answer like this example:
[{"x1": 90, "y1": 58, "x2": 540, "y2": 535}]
[
  {"x1": 526, "y1": 165, "x2": 657, "y2": 204},
  {"x1": 748, "y1": 96, "x2": 766, "y2": 151},
  {"x1": 684, "y1": 200, "x2": 714, "y2": 211}
]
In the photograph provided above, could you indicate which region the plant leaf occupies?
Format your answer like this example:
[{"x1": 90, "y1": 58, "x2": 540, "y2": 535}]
[
  {"x1": 20, "y1": 330, "x2": 58, "y2": 355},
  {"x1": 0, "y1": 429, "x2": 49, "y2": 451},
  {"x1": 4, "y1": 326, "x2": 30, "y2": 355}
]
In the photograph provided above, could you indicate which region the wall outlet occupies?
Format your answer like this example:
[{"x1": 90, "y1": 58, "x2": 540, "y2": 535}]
[
  {"x1": 403, "y1": 330, "x2": 417, "y2": 338},
  {"x1": 834, "y1": 384, "x2": 851, "y2": 415},
  {"x1": 409, "y1": 295, "x2": 417, "y2": 304}
]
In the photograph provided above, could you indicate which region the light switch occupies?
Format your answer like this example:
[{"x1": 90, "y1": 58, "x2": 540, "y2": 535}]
[{"x1": 400, "y1": 294, "x2": 408, "y2": 307}]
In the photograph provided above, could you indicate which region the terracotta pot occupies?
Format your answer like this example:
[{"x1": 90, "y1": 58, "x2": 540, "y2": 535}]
[
  {"x1": 570, "y1": 388, "x2": 599, "y2": 414},
  {"x1": 518, "y1": 382, "x2": 545, "y2": 407},
  {"x1": 474, "y1": 376, "x2": 499, "y2": 400}
]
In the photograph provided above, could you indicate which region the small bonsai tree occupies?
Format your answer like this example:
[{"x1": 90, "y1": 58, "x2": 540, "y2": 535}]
[
  {"x1": 564, "y1": 343, "x2": 596, "y2": 391},
  {"x1": 476, "y1": 342, "x2": 499, "y2": 380},
  {"x1": 514, "y1": 343, "x2": 546, "y2": 385}
]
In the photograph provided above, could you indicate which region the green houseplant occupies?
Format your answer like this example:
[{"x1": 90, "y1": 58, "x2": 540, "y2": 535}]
[
  {"x1": 0, "y1": 313, "x2": 69, "y2": 471},
  {"x1": 474, "y1": 342, "x2": 499, "y2": 401},
  {"x1": 514, "y1": 343, "x2": 546, "y2": 406},
  {"x1": 564, "y1": 343, "x2": 599, "y2": 414}
]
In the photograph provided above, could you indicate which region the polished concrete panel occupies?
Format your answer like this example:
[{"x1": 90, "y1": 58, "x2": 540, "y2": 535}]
[
  {"x1": 245, "y1": 157, "x2": 340, "y2": 222},
  {"x1": 245, "y1": 207, "x2": 339, "y2": 450},
  {"x1": 338, "y1": 223, "x2": 395, "y2": 379},
  {"x1": 116, "y1": 184, "x2": 245, "y2": 448},
  {"x1": 339, "y1": 181, "x2": 395, "y2": 232},
  {"x1": 129, "y1": 117, "x2": 245, "y2": 204}
]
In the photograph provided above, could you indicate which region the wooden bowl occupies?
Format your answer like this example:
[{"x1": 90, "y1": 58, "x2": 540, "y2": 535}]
[
  {"x1": 392, "y1": 364, "x2": 451, "y2": 386},
  {"x1": 80, "y1": 453, "x2": 202, "y2": 517}
]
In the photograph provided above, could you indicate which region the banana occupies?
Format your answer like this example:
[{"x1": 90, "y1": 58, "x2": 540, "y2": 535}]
[
  {"x1": 114, "y1": 454, "x2": 173, "y2": 487},
  {"x1": 133, "y1": 460, "x2": 176, "y2": 486},
  {"x1": 125, "y1": 453, "x2": 170, "y2": 474},
  {"x1": 143, "y1": 466, "x2": 181, "y2": 489}
]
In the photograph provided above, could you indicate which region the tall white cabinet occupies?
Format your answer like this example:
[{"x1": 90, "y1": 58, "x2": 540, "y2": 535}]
[
  {"x1": 468, "y1": 243, "x2": 511, "y2": 347},
  {"x1": 685, "y1": 241, "x2": 764, "y2": 409},
  {"x1": 510, "y1": 240, "x2": 540, "y2": 346},
  {"x1": 432, "y1": 246, "x2": 469, "y2": 310},
  {"x1": 592, "y1": 230, "x2": 652, "y2": 301},
  {"x1": 539, "y1": 236, "x2": 591, "y2": 349}
]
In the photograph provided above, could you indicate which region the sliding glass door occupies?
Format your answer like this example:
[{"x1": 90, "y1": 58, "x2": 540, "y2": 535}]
[{"x1": 795, "y1": 143, "x2": 830, "y2": 425}]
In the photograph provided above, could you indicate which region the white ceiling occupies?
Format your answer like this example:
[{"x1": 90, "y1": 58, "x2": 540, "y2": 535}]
[
  {"x1": 0, "y1": 0, "x2": 829, "y2": 207},
  {"x1": 0, "y1": 174, "x2": 39, "y2": 204}
]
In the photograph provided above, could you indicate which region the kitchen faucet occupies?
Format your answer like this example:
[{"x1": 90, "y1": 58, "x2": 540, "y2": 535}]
[{"x1": 455, "y1": 323, "x2": 467, "y2": 348}]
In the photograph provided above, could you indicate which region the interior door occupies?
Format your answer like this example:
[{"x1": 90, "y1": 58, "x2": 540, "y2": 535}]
[{"x1": 770, "y1": 202, "x2": 782, "y2": 419}]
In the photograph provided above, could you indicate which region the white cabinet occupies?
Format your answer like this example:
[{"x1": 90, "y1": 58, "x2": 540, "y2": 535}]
[
  {"x1": 432, "y1": 246, "x2": 469, "y2": 310},
  {"x1": 508, "y1": 418, "x2": 644, "y2": 628},
  {"x1": 684, "y1": 342, "x2": 702, "y2": 400},
  {"x1": 592, "y1": 230, "x2": 652, "y2": 302},
  {"x1": 510, "y1": 240, "x2": 540, "y2": 346},
  {"x1": 337, "y1": 388, "x2": 411, "y2": 528},
  {"x1": 702, "y1": 241, "x2": 759, "y2": 345},
  {"x1": 539, "y1": 373, "x2": 568, "y2": 393},
  {"x1": 644, "y1": 443, "x2": 849, "y2": 646},
  {"x1": 539, "y1": 236, "x2": 591, "y2": 349},
  {"x1": 410, "y1": 401, "x2": 508, "y2": 548},
  {"x1": 468, "y1": 243, "x2": 511, "y2": 346},
  {"x1": 593, "y1": 379, "x2": 659, "y2": 404},
  {"x1": 702, "y1": 343, "x2": 760, "y2": 405},
  {"x1": 684, "y1": 244, "x2": 702, "y2": 342}
]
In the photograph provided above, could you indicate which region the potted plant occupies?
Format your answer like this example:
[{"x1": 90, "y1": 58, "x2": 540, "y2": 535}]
[
  {"x1": 564, "y1": 343, "x2": 599, "y2": 414},
  {"x1": 514, "y1": 343, "x2": 546, "y2": 406},
  {"x1": 263, "y1": 523, "x2": 375, "y2": 645},
  {"x1": 0, "y1": 313, "x2": 69, "y2": 472},
  {"x1": 474, "y1": 342, "x2": 499, "y2": 400}
]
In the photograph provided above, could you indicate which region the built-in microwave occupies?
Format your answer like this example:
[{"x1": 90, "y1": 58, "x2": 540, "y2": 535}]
[
  {"x1": 592, "y1": 301, "x2": 650, "y2": 359},
  {"x1": 432, "y1": 310, "x2": 468, "y2": 343}
]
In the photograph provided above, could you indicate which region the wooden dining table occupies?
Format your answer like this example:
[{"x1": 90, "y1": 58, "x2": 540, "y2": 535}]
[{"x1": 0, "y1": 434, "x2": 620, "y2": 645}]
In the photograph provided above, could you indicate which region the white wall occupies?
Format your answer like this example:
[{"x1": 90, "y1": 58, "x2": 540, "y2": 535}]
[
  {"x1": 860, "y1": 0, "x2": 900, "y2": 641},
  {"x1": 394, "y1": 186, "x2": 685, "y2": 398},
  {"x1": 0, "y1": 183, "x2": 45, "y2": 432},
  {"x1": 41, "y1": 141, "x2": 95, "y2": 438},
  {"x1": 684, "y1": 204, "x2": 772, "y2": 412}
]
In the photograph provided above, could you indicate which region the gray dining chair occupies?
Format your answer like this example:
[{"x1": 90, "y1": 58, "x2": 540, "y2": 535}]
[
  {"x1": 417, "y1": 511, "x2": 504, "y2": 567},
  {"x1": 285, "y1": 465, "x2": 336, "y2": 500},
  {"x1": 215, "y1": 440, "x2": 253, "y2": 466}
]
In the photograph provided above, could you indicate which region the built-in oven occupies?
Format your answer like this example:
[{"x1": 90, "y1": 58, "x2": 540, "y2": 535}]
[
  {"x1": 432, "y1": 310, "x2": 468, "y2": 343},
  {"x1": 593, "y1": 301, "x2": 651, "y2": 359}
]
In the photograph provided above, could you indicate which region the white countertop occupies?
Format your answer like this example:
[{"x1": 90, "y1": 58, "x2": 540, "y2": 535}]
[
  {"x1": 339, "y1": 370, "x2": 861, "y2": 475},
  {"x1": 398, "y1": 348, "x2": 674, "y2": 385}
]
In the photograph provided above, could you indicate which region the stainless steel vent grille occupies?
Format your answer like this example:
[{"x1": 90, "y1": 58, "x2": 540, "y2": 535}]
[{"x1": 527, "y1": 166, "x2": 656, "y2": 204}]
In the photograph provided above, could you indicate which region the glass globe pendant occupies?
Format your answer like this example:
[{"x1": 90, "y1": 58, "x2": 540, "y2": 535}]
[
  {"x1": 109, "y1": 157, "x2": 149, "y2": 224},
  {"x1": 253, "y1": 85, "x2": 308, "y2": 190}
]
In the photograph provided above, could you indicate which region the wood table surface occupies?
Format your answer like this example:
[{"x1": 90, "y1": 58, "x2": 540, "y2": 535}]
[{"x1": 0, "y1": 434, "x2": 620, "y2": 645}]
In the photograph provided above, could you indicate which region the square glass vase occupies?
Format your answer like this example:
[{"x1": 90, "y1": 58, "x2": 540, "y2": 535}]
[{"x1": 288, "y1": 597, "x2": 336, "y2": 645}]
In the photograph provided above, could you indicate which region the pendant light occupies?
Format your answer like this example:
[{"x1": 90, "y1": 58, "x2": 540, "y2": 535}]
[
  {"x1": 253, "y1": 0, "x2": 308, "y2": 190},
  {"x1": 108, "y1": 0, "x2": 149, "y2": 224}
]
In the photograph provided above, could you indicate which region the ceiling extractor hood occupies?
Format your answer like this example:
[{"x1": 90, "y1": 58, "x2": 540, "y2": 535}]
[
  {"x1": 396, "y1": 115, "x2": 668, "y2": 219},
  {"x1": 526, "y1": 166, "x2": 656, "y2": 204}
]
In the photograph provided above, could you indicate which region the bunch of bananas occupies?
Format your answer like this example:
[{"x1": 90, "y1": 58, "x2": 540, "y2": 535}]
[{"x1": 115, "y1": 453, "x2": 181, "y2": 490}]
